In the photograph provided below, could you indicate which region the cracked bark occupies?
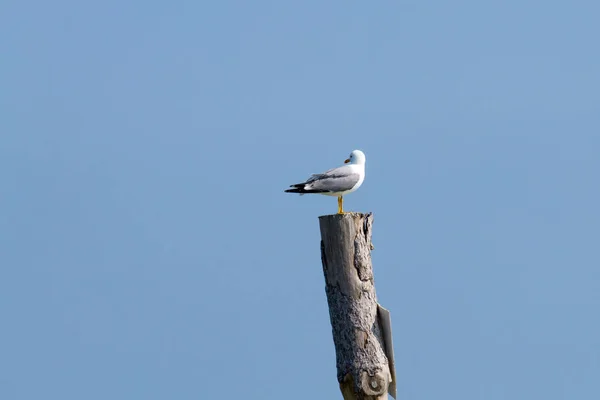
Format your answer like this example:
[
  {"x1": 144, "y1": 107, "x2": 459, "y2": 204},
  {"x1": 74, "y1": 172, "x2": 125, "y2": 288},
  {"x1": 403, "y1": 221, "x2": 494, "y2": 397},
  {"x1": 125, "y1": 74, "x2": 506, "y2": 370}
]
[{"x1": 319, "y1": 212, "x2": 395, "y2": 400}]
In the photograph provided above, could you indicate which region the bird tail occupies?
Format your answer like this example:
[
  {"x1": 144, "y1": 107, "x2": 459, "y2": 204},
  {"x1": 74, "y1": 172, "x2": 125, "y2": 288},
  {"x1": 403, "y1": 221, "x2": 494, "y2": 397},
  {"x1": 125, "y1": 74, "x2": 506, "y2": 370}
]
[{"x1": 284, "y1": 183, "x2": 320, "y2": 195}]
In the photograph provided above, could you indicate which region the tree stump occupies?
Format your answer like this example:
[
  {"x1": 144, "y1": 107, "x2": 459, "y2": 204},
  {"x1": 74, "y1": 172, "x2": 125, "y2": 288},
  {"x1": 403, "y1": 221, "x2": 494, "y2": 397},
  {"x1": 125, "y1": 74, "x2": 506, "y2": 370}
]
[{"x1": 319, "y1": 212, "x2": 396, "y2": 400}]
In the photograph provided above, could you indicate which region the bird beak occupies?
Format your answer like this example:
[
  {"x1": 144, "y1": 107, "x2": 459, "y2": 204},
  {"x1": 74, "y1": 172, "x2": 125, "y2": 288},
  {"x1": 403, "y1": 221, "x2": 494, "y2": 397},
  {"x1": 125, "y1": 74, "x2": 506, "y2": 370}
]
[{"x1": 344, "y1": 158, "x2": 350, "y2": 164}]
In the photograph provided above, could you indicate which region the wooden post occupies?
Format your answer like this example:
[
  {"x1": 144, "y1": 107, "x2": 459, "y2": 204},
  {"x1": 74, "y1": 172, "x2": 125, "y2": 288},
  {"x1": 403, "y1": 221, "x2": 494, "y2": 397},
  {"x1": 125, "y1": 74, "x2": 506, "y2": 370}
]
[{"x1": 319, "y1": 212, "x2": 397, "y2": 400}]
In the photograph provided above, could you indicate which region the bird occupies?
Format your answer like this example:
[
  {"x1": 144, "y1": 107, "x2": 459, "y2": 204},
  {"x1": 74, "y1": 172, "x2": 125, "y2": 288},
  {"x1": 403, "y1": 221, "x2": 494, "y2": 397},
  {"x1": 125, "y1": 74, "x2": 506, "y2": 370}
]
[{"x1": 284, "y1": 150, "x2": 366, "y2": 214}]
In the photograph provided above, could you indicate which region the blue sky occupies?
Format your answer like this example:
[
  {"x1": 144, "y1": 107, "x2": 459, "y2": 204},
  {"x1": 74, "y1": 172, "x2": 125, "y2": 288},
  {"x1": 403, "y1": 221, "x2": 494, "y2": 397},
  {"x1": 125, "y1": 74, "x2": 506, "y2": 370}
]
[{"x1": 1, "y1": 1, "x2": 599, "y2": 399}]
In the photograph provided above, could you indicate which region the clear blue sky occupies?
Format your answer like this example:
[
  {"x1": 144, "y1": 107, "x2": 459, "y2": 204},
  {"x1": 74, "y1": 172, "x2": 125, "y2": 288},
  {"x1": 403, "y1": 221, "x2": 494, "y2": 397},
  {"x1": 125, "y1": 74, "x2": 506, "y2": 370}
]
[{"x1": 1, "y1": 1, "x2": 599, "y2": 399}]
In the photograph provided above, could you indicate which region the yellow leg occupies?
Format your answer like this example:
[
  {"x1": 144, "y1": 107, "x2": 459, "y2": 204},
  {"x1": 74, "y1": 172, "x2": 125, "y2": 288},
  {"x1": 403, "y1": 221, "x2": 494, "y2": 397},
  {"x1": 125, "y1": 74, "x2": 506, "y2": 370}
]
[{"x1": 337, "y1": 196, "x2": 345, "y2": 214}]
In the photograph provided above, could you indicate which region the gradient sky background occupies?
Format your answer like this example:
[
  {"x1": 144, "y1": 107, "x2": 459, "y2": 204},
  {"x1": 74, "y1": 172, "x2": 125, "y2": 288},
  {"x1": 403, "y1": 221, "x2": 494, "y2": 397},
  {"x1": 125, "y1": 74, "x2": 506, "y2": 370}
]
[{"x1": 1, "y1": 1, "x2": 599, "y2": 399}]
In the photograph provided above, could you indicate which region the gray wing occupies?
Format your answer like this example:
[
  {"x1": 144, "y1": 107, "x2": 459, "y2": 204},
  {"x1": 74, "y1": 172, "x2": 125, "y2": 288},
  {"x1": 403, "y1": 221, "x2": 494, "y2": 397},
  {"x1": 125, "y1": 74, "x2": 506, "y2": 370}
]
[{"x1": 305, "y1": 165, "x2": 360, "y2": 192}]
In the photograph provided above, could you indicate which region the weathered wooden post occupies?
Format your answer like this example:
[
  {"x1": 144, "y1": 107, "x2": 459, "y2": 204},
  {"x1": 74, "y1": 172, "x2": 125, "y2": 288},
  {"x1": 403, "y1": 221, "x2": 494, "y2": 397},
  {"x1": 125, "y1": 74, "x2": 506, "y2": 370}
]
[{"x1": 319, "y1": 212, "x2": 396, "y2": 400}]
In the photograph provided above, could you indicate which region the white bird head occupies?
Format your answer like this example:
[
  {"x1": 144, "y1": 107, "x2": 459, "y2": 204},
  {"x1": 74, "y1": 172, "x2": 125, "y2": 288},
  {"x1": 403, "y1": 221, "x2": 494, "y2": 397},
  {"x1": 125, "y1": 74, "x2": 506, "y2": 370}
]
[{"x1": 344, "y1": 149, "x2": 366, "y2": 165}]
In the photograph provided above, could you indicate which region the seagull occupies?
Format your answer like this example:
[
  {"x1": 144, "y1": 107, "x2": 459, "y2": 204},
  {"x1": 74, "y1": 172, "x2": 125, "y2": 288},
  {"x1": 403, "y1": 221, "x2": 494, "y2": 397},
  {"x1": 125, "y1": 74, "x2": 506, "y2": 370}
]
[{"x1": 284, "y1": 150, "x2": 366, "y2": 214}]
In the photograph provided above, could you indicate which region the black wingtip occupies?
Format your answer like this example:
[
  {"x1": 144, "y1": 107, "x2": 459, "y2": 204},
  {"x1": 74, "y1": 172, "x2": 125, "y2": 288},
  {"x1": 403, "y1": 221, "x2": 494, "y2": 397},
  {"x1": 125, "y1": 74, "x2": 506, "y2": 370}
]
[
  {"x1": 285, "y1": 183, "x2": 305, "y2": 193},
  {"x1": 285, "y1": 188, "x2": 328, "y2": 194}
]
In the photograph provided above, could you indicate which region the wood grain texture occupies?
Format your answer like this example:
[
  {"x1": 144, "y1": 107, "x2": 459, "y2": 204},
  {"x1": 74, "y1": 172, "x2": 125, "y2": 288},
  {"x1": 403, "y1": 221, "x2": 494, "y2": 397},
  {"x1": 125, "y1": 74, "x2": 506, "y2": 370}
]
[{"x1": 319, "y1": 212, "x2": 395, "y2": 400}]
